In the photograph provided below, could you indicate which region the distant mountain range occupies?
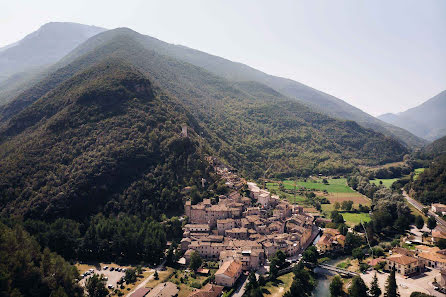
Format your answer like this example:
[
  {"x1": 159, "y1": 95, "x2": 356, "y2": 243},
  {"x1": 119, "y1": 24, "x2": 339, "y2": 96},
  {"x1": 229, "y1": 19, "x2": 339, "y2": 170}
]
[
  {"x1": 0, "y1": 22, "x2": 105, "y2": 82},
  {"x1": 378, "y1": 90, "x2": 446, "y2": 142},
  {"x1": 0, "y1": 22, "x2": 426, "y2": 148}
]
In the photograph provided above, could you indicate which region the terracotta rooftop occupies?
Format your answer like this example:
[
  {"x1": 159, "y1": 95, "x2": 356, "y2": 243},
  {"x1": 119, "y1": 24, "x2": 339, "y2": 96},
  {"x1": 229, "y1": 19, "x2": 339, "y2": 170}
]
[
  {"x1": 188, "y1": 284, "x2": 224, "y2": 297},
  {"x1": 215, "y1": 260, "x2": 242, "y2": 278},
  {"x1": 130, "y1": 288, "x2": 150, "y2": 297},
  {"x1": 146, "y1": 282, "x2": 179, "y2": 297},
  {"x1": 418, "y1": 251, "x2": 446, "y2": 263},
  {"x1": 387, "y1": 254, "x2": 418, "y2": 265}
]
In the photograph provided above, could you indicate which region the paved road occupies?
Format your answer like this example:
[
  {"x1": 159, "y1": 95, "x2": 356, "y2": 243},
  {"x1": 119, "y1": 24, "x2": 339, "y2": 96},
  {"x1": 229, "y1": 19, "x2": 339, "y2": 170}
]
[{"x1": 402, "y1": 190, "x2": 446, "y2": 232}]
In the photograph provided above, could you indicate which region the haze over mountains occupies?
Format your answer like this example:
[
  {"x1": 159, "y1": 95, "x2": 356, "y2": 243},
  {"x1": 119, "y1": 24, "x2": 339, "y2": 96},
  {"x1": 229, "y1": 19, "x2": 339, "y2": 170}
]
[
  {"x1": 0, "y1": 22, "x2": 427, "y2": 149},
  {"x1": 0, "y1": 24, "x2": 417, "y2": 220},
  {"x1": 379, "y1": 90, "x2": 446, "y2": 141},
  {"x1": 0, "y1": 22, "x2": 105, "y2": 81}
]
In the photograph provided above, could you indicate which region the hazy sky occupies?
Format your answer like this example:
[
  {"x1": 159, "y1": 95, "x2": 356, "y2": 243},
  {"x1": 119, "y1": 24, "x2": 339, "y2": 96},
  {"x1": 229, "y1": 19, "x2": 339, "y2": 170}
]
[{"x1": 1, "y1": 0, "x2": 445, "y2": 116}]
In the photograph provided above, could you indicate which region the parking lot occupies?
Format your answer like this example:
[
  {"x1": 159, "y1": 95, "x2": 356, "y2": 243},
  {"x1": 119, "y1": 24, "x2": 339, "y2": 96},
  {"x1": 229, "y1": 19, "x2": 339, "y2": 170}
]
[
  {"x1": 362, "y1": 268, "x2": 444, "y2": 297},
  {"x1": 78, "y1": 264, "x2": 127, "y2": 290}
]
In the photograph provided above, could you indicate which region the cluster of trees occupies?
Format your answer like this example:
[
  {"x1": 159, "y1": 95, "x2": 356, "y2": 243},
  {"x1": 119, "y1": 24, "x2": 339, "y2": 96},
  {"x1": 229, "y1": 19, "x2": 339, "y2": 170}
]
[
  {"x1": 409, "y1": 154, "x2": 446, "y2": 205},
  {"x1": 348, "y1": 175, "x2": 414, "y2": 238},
  {"x1": 21, "y1": 214, "x2": 179, "y2": 264},
  {"x1": 363, "y1": 163, "x2": 413, "y2": 180},
  {"x1": 329, "y1": 270, "x2": 394, "y2": 297},
  {"x1": 0, "y1": 222, "x2": 83, "y2": 297},
  {"x1": 283, "y1": 263, "x2": 315, "y2": 297},
  {"x1": 269, "y1": 250, "x2": 288, "y2": 281},
  {"x1": 244, "y1": 271, "x2": 266, "y2": 297},
  {"x1": 0, "y1": 61, "x2": 220, "y2": 222}
]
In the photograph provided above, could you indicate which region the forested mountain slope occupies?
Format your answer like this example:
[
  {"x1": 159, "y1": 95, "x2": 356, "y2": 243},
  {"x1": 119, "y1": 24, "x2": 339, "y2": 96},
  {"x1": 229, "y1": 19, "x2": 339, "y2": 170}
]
[
  {"x1": 65, "y1": 27, "x2": 424, "y2": 148},
  {"x1": 0, "y1": 22, "x2": 105, "y2": 84},
  {"x1": 408, "y1": 135, "x2": 446, "y2": 205},
  {"x1": 0, "y1": 29, "x2": 408, "y2": 182},
  {"x1": 379, "y1": 90, "x2": 446, "y2": 141},
  {"x1": 0, "y1": 59, "x2": 216, "y2": 221}
]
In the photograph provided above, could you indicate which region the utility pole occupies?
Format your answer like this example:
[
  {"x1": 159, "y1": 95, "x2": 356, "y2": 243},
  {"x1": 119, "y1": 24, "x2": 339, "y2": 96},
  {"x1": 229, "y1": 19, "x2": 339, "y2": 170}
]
[{"x1": 361, "y1": 219, "x2": 373, "y2": 259}]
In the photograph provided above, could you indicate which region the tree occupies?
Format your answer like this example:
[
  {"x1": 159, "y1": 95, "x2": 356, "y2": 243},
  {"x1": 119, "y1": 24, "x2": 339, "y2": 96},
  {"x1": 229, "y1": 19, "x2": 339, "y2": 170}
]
[
  {"x1": 86, "y1": 274, "x2": 108, "y2": 297},
  {"x1": 338, "y1": 224, "x2": 348, "y2": 236},
  {"x1": 136, "y1": 265, "x2": 143, "y2": 275},
  {"x1": 189, "y1": 251, "x2": 202, "y2": 271},
  {"x1": 384, "y1": 267, "x2": 399, "y2": 297},
  {"x1": 274, "y1": 250, "x2": 287, "y2": 269},
  {"x1": 246, "y1": 271, "x2": 259, "y2": 291},
  {"x1": 352, "y1": 247, "x2": 365, "y2": 260},
  {"x1": 415, "y1": 215, "x2": 424, "y2": 230},
  {"x1": 258, "y1": 275, "x2": 266, "y2": 286},
  {"x1": 166, "y1": 246, "x2": 175, "y2": 266},
  {"x1": 427, "y1": 217, "x2": 437, "y2": 234},
  {"x1": 331, "y1": 211, "x2": 345, "y2": 224},
  {"x1": 329, "y1": 275, "x2": 344, "y2": 297},
  {"x1": 437, "y1": 238, "x2": 446, "y2": 249},
  {"x1": 154, "y1": 270, "x2": 159, "y2": 280},
  {"x1": 369, "y1": 272, "x2": 382, "y2": 297},
  {"x1": 334, "y1": 202, "x2": 341, "y2": 210},
  {"x1": 344, "y1": 232, "x2": 362, "y2": 253},
  {"x1": 269, "y1": 258, "x2": 279, "y2": 281},
  {"x1": 341, "y1": 200, "x2": 354, "y2": 212},
  {"x1": 284, "y1": 263, "x2": 314, "y2": 297},
  {"x1": 124, "y1": 269, "x2": 137, "y2": 284},
  {"x1": 302, "y1": 246, "x2": 319, "y2": 264},
  {"x1": 349, "y1": 276, "x2": 368, "y2": 297}
]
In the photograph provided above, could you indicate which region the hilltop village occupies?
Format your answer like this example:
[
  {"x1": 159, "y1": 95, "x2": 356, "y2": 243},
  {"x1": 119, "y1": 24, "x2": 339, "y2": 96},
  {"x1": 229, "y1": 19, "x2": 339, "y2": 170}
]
[{"x1": 181, "y1": 157, "x2": 318, "y2": 286}]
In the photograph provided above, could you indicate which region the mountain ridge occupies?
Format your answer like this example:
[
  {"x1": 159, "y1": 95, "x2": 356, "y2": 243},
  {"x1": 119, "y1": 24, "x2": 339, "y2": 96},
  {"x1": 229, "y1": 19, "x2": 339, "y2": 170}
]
[
  {"x1": 0, "y1": 24, "x2": 425, "y2": 148},
  {"x1": 378, "y1": 90, "x2": 446, "y2": 141},
  {"x1": 0, "y1": 22, "x2": 106, "y2": 82}
]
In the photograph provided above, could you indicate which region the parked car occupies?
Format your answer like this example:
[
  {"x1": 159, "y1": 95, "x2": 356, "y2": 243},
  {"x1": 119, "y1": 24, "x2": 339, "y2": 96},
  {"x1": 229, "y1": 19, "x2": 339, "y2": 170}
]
[
  {"x1": 110, "y1": 267, "x2": 114, "y2": 271},
  {"x1": 108, "y1": 285, "x2": 114, "y2": 289},
  {"x1": 103, "y1": 266, "x2": 109, "y2": 270}
]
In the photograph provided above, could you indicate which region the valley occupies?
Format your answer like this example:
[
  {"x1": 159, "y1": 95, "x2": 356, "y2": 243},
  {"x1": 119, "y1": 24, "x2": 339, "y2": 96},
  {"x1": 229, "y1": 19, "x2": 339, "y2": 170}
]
[{"x1": 0, "y1": 9, "x2": 444, "y2": 297}]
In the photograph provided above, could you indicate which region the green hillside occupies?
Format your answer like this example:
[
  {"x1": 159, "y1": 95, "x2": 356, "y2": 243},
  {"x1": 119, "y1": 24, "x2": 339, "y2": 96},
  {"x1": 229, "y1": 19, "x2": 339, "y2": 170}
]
[
  {"x1": 1, "y1": 30, "x2": 409, "y2": 180},
  {"x1": 0, "y1": 59, "x2": 216, "y2": 221}
]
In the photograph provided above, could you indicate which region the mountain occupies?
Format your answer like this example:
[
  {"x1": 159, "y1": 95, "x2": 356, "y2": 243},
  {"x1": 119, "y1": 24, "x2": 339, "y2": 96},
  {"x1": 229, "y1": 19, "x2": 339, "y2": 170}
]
[
  {"x1": 0, "y1": 22, "x2": 423, "y2": 148},
  {"x1": 0, "y1": 22, "x2": 105, "y2": 82},
  {"x1": 378, "y1": 90, "x2": 446, "y2": 141},
  {"x1": 0, "y1": 58, "x2": 222, "y2": 221},
  {"x1": 72, "y1": 29, "x2": 423, "y2": 148},
  {"x1": 0, "y1": 28, "x2": 409, "y2": 187}
]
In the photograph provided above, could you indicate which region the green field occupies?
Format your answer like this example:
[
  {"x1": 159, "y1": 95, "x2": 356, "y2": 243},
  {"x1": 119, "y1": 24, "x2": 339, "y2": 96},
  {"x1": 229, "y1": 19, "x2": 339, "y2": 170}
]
[
  {"x1": 321, "y1": 204, "x2": 370, "y2": 226},
  {"x1": 370, "y1": 178, "x2": 399, "y2": 188},
  {"x1": 414, "y1": 168, "x2": 425, "y2": 180},
  {"x1": 281, "y1": 178, "x2": 355, "y2": 193}
]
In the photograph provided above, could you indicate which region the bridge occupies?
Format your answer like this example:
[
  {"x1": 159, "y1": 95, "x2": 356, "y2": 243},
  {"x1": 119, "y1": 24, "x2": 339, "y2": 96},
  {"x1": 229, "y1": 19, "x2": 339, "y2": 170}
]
[{"x1": 317, "y1": 263, "x2": 359, "y2": 277}]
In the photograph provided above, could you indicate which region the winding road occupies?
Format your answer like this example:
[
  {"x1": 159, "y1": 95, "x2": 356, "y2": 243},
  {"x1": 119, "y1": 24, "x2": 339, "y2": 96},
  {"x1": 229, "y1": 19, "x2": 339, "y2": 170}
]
[{"x1": 402, "y1": 190, "x2": 446, "y2": 232}]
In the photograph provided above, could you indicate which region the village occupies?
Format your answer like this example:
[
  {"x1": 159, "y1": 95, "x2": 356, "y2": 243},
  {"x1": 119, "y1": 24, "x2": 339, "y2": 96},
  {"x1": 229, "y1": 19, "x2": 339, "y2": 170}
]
[
  {"x1": 180, "y1": 157, "x2": 319, "y2": 288},
  {"x1": 76, "y1": 159, "x2": 446, "y2": 297}
]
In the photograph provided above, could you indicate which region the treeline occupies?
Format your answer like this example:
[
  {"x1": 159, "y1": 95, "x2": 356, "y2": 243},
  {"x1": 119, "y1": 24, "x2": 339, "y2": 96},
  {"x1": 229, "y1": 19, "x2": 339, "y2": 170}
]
[
  {"x1": 0, "y1": 222, "x2": 83, "y2": 297},
  {"x1": 348, "y1": 175, "x2": 413, "y2": 239},
  {"x1": 19, "y1": 214, "x2": 182, "y2": 264},
  {"x1": 408, "y1": 154, "x2": 446, "y2": 205}
]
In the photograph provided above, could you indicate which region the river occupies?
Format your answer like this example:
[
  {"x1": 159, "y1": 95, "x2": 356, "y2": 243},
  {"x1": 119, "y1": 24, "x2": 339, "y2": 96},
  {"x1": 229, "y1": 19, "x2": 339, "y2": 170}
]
[{"x1": 312, "y1": 256, "x2": 350, "y2": 296}]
